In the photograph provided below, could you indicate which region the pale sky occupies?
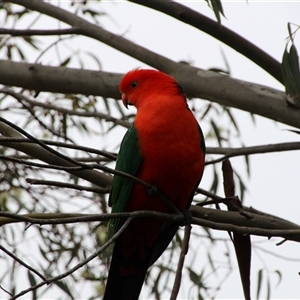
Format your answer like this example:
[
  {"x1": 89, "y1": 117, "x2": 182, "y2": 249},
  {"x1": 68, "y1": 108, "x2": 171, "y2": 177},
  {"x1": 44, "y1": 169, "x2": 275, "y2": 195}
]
[
  {"x1": 97, "y1": 2, "x2": 300, "y2": 298},
  {"x1": 1, "y1": 1, "x2": 300, "y2": 299}
]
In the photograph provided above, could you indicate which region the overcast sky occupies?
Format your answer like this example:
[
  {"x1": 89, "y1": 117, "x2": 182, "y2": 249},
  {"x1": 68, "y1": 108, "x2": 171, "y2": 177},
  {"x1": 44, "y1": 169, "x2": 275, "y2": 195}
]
[
  {"x1": 2, "y1": 1, "x2": 300, "y2": 299},
  {"x1": 96, "y1": 2, "x2": 300, "y2": 298}
]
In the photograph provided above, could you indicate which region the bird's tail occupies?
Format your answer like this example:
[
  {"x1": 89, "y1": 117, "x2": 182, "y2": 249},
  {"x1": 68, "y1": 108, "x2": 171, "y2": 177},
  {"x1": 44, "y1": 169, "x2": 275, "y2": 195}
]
[{"x1": 103, "y1": 237, "x2": 149, "y2": 300}]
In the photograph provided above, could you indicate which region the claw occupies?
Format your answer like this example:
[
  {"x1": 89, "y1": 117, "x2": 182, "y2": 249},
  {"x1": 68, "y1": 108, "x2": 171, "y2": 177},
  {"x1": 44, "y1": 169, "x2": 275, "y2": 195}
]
[
  {"x1": 180, "y1": 209, "x2": 192, "y2": 226},
  {"x1": 146, "y1": 185, "x2": 159, "y2": 197}
]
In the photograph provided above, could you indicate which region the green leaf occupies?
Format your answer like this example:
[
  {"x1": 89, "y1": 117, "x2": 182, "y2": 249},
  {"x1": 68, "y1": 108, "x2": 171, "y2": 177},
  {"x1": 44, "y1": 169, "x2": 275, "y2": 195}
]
[
  {"x1": 27, "y1": 271, "x2": 37, "y2": 300},
  {"x1": 22, "y1": 36, "x2": 40, "y2": 50},
  {"x1": 210, "y1": 118, "x2": 223, "y2": 146},
  {"x1": 266, "y1": 275, "x2": 271, "y2": 300},
  {"x1": 223, "y1": 106, "x2": 240, "y2": 134},
  {"x1": 60, "y1": 56, "x2": 72, "y2": 67},
  {"x1": 256, "y1": 269, "x2": 263, "y2": 299},
  {"x1": 205, "y1": 0, "x2": 225, "y2": 23},
  {"x1": 62, "y1": 113, "x2": 67, "y2": 137},
  {"x1": 274, "y1": 270, "x2": 282, "y2": 288},
  {"x1": 188, "y1": 267, "x2": 201, "y2": 284},
  {"x1": 85, "y1": 51, "x2": 102, "y2": 70},
  {"x1": 53, "y1": 280, "x2": 74, "y2": 298},
  {"x1": 282, "y1": 43, "x2": 300, "y2": 106}
]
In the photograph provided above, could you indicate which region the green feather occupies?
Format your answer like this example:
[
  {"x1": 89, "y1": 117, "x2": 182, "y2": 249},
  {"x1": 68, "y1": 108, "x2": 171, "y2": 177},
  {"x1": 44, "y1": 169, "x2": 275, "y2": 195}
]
[{"x1": 108, "y1": 124, "x2": 142, "y2": 237}]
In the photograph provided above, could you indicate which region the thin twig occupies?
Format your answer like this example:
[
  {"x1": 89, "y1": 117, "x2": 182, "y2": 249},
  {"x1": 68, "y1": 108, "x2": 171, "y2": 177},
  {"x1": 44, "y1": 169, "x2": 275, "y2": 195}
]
[
  {"x1": 170, "y1": 224, "x2": 192, "y2": 300},
  {"x1": 0, "y1": 285, "x2": 12, "y2": 297},
  {"x1": 206, "y1": 142, "x2": 300, "y2": 165},
  {"x1": 7, "y1": 89, "x2": 74, "y2": 143},
  {"x1": 196, "y1": 187, "x2": 224, "y2": 202},
  {"x1": 26, "y1": 178, "x2": 110, "y2": 193},
  {"x1": 3, "y1": 136, "x2": 300, "y2": 165},
  {"x1": 0, "y1": 118, "x2": 179, "y2": 213},
  {"x1": 8, "y1": 217, "x2": 134, "y2": 300},
  {"x1": 1, "y1": 88, "x2": 130, "y2": 129},
  {"x1": 0, "y1": 118, "x2": 112, "y2": 187},
  {"x1": 1, "y1": 207, "x2": 300, "y2": 242},
  {"x1": 0, "y1": 27, "x2": 80, "y2": 36},
  {"x1": 0, "y1": 155, "x2": 87, "y2": 171},
  {"x1": 254, "y1": 244, "x2": 300, "y2": 262},
  {"x1": 0, "y1": 117, "x2": 84, "y2": 167},
  {"x1": 0, "y1": 211, "x2": 182, "y2": 226},
  {"x1": 0, "y1": 136, "x2": 117, "y2": 160},
  {"x1": 0, "y1": 245, "x2": 46, "y2": 281}
]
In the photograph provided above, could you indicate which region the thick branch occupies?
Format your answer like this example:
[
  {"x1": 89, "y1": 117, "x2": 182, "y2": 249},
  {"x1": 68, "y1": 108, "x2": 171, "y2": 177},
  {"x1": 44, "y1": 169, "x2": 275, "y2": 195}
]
[
  {"x1": 130, "y1": 0, "x2": 283, "y2": 83},
  {"x1": 0, "y1": 59, "x2": 122, "y2": 97},
  {"x1": 0, "y1": 59, "x2": 297, "y2": 128},
  {"x1": 0, "y1": 206, "x2": 299, "y2": 243},
  {"x1": 0, "y1": 120, "x2": 112, "y2": 187},
  {"x1": 2, "y1": 1, "x2": 299, "y2": 128},
  {"x1": 190, "y1": 205, "x2": 300, "y2": 242},
  {"x1": 0, "y1": 27, "x2": 80, "y2": 36}
]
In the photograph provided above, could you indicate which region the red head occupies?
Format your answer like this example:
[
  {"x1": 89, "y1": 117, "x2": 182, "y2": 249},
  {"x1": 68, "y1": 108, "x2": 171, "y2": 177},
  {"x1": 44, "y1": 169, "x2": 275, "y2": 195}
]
[{"x1": 119, "y1": 69, "x2": 185, "y2": 109}]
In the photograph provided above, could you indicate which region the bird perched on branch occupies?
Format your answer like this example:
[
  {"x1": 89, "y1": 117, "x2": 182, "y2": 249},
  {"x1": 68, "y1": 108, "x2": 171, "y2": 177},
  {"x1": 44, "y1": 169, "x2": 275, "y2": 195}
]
[{"x1": 103, "y1": 69, "x2": 205, "y2": 300}]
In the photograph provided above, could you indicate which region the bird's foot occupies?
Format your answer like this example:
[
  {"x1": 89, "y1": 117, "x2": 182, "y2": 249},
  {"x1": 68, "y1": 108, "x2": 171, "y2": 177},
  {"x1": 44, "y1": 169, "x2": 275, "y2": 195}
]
[
  {"x1": 146, "y1": 185, "x2": 159, "y2": 197},
  {"x1": 180, "y1": 209, "x2": 192, "y2": 226}
]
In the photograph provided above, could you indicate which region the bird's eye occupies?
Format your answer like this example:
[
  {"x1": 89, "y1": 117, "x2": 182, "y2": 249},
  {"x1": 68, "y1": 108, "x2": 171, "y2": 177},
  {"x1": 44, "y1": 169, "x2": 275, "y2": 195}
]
[{"x1": 131, "y1": 81, "x2": 138, "y2": 88}]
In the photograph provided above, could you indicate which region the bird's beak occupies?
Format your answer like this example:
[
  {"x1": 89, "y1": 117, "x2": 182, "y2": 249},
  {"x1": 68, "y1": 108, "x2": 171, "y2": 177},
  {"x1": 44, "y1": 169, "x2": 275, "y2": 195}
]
[{"x1": 121, "y1": 93, "x2": 128, "y2": 109}]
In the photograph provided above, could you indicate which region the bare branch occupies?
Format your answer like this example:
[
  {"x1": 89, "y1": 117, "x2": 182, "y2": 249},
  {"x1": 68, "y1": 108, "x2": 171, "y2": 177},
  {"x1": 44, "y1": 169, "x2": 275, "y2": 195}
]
[
  {"x1": 1, "y1": 88, "x2": 75, "y2": 142},
  {"x1": 0, "y1": 245, "x2": 46, "y2": 281},
  {"x1": 130, "y1": 0, "x2": 283, "y2": 83},
  {"x1": 0, "y1": 211, "x2": 181, "y2": 226},
  {"x1": 0, "y1": 137, "x2": 117, "y2": 160},
  {"x1": 0, "y1": 27, "x2": 80, "y2": 36},
  {"x1": 0, "y1": 154, "x2": 87, "y2": 170},
  {"x1": 190, "y1": 205, "x2": 300, "y2": 242},
  {"x1": 0, "y1": 207, "x2": 300, "y2": 243},
  {"x1": 170, "y1": 224, "x2": 191, "y2": 300},
  {"x1": 206, "y1": 142, "x2": 300, "y2": 165},
  {"x1": 1, "y1": 88, "x2": 131, "y2": 129},
  {"x1": 9, "y1": 217, "x2": 134, "y2": 300},
  {"x1": 0, "y1": 59, "x2": 121, "y2": 97},
  {"x1": 3, "y1": 137, "x2": 300, "y2": 168},
  {"x1": 1, "y1": 1, "x2": 299, "y2": 128},
  {"x1": 26, "y1": 178, "x2": 110, "y2": 194},
  {"x1": 0, "y1": 118, "x2": 112, "y2": 187}
]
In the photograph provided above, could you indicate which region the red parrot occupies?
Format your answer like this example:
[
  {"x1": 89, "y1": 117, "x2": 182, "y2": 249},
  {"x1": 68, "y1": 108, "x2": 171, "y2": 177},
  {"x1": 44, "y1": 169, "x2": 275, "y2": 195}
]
[{"x1": 103, "y1": 69, "x2": 205, "y2": 300}]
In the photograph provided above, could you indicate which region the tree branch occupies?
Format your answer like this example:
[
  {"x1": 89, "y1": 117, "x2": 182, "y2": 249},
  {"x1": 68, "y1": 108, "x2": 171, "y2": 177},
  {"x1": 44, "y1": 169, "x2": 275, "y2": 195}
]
[
  {"x1": 2, "y1": 1, "x2": 299, "y2": 128},
  {"x1": 130, "y1": 0, "x2": 283, "y2": 83},
  {"x1": 0, "y1": 27, "x2": 80, "y2": 36},
  {"x1": 170, "y1": 224, "x2": 191, "y2": 300},
  {"x1": 0, "y1": 207, "x2": 299, "y2": 243},
  {"x1": 26, "y1": 178, "x2": 110, "y2": 194},
  {"x1": 0, "y1": 245, "x2": 46, "y2": 281},
  {"x1": 0, "y1": 88, "x2": 130, "y2": 129},
  {"x1": 190, "y1": 205, "x2": 300, "y2": 242},
  {"x1": 206, "y1": 142, "x2": 300, "y2": 165},
  {"x1": 2, "y1": 136, "x2": 300, "y2": 166},
  {"x1": 8, "y1": 216, "x2": 134, "y2": 300},
  {"x1": 0, "y1": 118, "x2": 112, "y2": 187},
  {"x1": 0, "y1": 59, "x2": 122, "y2": 97},
  {"x1": 0, "y1": 137, "x2": 117, "y2": 160}
]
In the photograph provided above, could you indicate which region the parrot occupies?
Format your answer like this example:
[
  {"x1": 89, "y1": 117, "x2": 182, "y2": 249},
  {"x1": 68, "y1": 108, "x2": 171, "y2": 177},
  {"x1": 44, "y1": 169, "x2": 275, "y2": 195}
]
[{"x1": 103, "y1": 69, "x2": 205, "y2": 300}]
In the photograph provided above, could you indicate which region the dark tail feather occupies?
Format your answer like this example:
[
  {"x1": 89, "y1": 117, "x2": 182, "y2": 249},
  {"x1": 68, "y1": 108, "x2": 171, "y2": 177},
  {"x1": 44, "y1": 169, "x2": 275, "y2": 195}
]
[
  {"x1": 103, "y1": 220, "x2": 182, "y2": 300},
  {"x1": 103, "y1": 239, "x2": 149, "y2": 300},
  {"x1": 148, "y1": 221, "x2": 179, "y2": 266}
]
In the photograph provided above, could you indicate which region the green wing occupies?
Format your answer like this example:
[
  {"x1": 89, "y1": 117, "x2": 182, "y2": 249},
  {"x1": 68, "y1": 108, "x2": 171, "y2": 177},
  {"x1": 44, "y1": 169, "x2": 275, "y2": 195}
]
[{"x1": 108, "y1": 125, "x2": 142, "y2": 236}]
